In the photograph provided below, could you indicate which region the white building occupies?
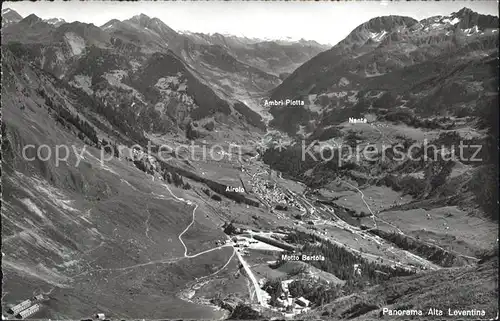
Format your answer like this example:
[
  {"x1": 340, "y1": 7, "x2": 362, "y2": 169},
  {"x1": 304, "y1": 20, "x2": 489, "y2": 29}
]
[
  {"x1": 296, "y1": 297, "x2": 311, "y2": 307},
  {"x1": 18, "y1": 304, "x2": 40, "y2": 319},
  {"x1": 9, "y1": 299, "x2": 32, "y2": 315}
]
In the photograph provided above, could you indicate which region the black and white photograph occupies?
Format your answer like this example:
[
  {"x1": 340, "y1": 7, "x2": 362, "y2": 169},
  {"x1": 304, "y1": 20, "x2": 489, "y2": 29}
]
[{"x1": 1, "y1": 0, "x2": 498, "y2": 319}]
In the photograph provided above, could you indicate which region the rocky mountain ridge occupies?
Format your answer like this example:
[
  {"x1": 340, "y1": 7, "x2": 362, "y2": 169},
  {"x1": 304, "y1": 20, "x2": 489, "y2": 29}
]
[
  {"x1": 1, "y1": 7, "x2": 22, "y2": 27},
  {"x1": 182, "y1": 31, "x2": 330, "y2": 76},
  {"x1": 1, "y1": 9, "x2": 328, "y2": 140},
  {"x1": 269, "y1": 8, "x2": 498, "y2": 136}
]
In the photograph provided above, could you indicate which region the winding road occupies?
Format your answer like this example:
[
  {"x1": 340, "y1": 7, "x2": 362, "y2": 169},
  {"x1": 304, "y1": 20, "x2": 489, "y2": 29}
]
[
  {"x1": 163, "y1": 184, "x2": 233, "y2": 259},
  {"x1": 163, "y1": 184, "x2": 266, "y2": 306},
  {"x1": 72, "y1": 183, "x2": 235, "y2": 281}
]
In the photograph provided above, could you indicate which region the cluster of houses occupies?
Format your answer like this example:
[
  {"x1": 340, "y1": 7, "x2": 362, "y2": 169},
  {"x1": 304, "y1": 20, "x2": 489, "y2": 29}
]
[
  {"x1": 232, "y1": 236, "x2": 256, "y2": 247},
  {"x1": 247, "y1": 172, "x2": 303, "y2": 212},
  {"x1": 230, "y1": 236, "x2": 256, "y2": 256},
  {"x1": 223, "y1": 223, "x2": 296, "y2": 252},
  {"x1": 5, "y1": 294, "x2": 44, "y2": 319},
  {"x1": 269, "y1": 279, "x2": 312, "y2": 316}
]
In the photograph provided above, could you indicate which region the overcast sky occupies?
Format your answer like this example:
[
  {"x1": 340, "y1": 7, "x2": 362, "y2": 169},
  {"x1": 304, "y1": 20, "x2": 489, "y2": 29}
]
[{"x1": 3, "y1": 1, "x2": 499, "y2": 45}]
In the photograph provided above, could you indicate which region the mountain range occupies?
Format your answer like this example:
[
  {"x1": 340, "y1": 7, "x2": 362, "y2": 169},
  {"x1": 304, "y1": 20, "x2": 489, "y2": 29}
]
[
  {"x1": 1, "y1": 10, "x2": 329, "y2": 141},
  {"x1": 1, "y1": 6, "x2": 498, "y2": 320},
  {"x1": 1, "y1": 8, "x2": 22, "y2": 27},
  {"x1": 269, "y1": 8, "x2": 498, "y2": 136}
]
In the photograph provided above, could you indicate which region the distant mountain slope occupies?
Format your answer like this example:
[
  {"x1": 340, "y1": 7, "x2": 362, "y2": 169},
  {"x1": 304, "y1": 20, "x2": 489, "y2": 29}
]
[
  {"x1": 99, "y1": 14, "x2": 327, "y2": 119},
  {"x1": 179, "y1": 31, "x2": 329, "y2": 120},
  {"x1": 183, "y1": 31, "x2": 330, "y2": 76},
  {"x1": 44, "y1": 17, "x2": 66, "y2": 27},
  {"x1": 268, "y1": 8, "x2": 498, "y2": 136},
  {"x1": 259, "y1": 8, "x2": 498, "y2": 242},
  {"x1": 1, "y1": 13, "x2": 270, "y2": 137},
  {"x1": 100, "y1": 13, "x2": 285, "y2": 125},
  {"x1": 2, "y1": 14, "x2": 56, "y2": 44},
  {"x1": 2, "y1": 10, "x2": 331, "y2": 130},
  {"x1": 1, "y1": 8, "x2": 22, "y2": 28},
  {"x1": 101, "y1": 14, "x2": 178, "y2": 53},
  {"x1": 172, "y1": 35, "x2": 281, "y2": 110}
]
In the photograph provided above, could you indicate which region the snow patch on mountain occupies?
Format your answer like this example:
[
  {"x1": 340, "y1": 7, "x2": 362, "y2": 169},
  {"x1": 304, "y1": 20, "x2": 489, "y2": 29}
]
[
  {"x1": 103, "y1": 22, "x2": 115, "y2": 30},
  {"x1": 45, "y1": 18, "x2": 66, "y2": 27},
  {"x1": 420, "y1": 15, "x2": 462, "y2": 32},
  {"x1": 464, "y1": 26, "x2": 480, "y2": 36},
  {"x1": 370, "y1": 30, "x2": 388, "y2": 42}
]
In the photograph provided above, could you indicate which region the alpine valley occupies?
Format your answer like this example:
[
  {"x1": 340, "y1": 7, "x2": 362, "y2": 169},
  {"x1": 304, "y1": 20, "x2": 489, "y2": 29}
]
[{"x1": 1, "y1": 6, "x2": 498, "y2": 320}]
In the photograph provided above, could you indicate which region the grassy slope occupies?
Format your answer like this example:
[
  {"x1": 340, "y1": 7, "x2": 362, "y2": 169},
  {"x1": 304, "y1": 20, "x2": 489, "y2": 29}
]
[
  {"x1": 309, "y1": 256, "x2": 498, "y2": 320},
  {"x1": 1, "y1": 49, "x2": 234, "y2": 319}
]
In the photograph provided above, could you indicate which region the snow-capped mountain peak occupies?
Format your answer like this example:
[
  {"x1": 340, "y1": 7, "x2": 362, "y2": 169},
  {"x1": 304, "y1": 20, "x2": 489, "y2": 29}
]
[
  {"x1": 1, "y1": 7, "x2": 23, "y2": 28},
  {"x1": 44, "y1": 17, "x2": 67, "y2": 27}
]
